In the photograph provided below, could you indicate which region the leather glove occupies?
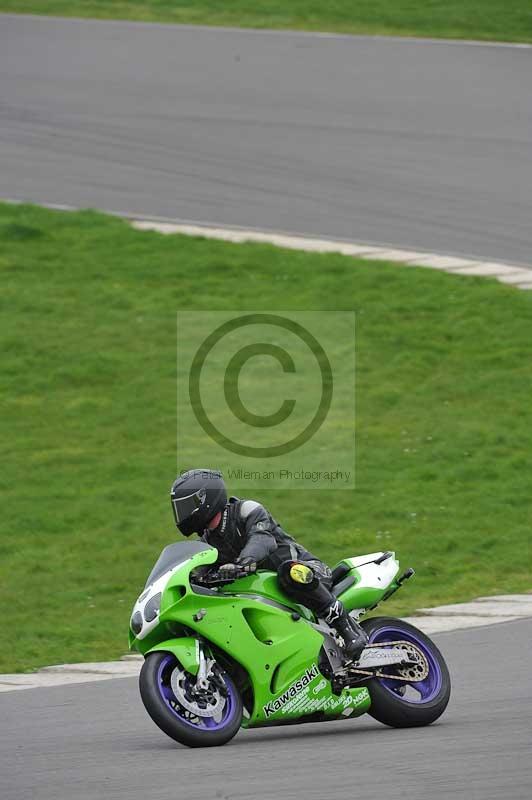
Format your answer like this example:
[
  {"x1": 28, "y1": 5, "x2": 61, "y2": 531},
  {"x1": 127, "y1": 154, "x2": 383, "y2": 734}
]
[
  {"x1": 217, "y1": 563, "x2": 240, "y2": 581},
  {"x1": 236, "y1": 556, "x2": 257, "y2": 574},
  {"x1": 218, "y1": 558, "x2": 257, "y2": 581}
]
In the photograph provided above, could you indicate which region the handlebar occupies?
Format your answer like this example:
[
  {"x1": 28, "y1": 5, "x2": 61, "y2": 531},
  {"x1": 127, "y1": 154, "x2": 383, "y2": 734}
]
[{"x1": 192, "y1": 569, "x2": 250, "y2": 587}]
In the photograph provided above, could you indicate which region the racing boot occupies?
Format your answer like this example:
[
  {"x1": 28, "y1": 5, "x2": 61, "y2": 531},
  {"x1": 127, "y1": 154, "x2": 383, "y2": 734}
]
[{"x1": 324, "y1": 600, "x2": 368, "y2": 662}]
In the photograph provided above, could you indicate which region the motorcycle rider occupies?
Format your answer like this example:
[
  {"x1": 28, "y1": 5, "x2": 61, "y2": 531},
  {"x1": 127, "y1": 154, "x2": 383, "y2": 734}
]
[{"x1": 170, "y1": 468, "x2": 368, "y2": 661}]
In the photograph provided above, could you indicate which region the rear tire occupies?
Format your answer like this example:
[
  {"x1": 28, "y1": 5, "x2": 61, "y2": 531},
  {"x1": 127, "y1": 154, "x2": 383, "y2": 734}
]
[
  {"x1": 361, "y1": 617, "x2": 451, "y2": 728},
  {"x1": 139, "y1": 651, "x2": 243, "y2": 748}
]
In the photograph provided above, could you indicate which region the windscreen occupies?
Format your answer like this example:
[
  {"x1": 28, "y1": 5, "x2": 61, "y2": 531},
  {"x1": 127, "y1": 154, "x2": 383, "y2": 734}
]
[{"x1": 144, "y1": 541, "x2": 213, "y2": 588}]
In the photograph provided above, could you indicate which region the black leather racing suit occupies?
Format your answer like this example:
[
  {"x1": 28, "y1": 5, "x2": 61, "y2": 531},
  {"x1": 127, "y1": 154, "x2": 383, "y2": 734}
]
[
  {"x1": 201, "y1": 496, "x2": 336, "y2": 619},
  {"x1": 201, "y1": 496, "x2": 368, "y2": 658}
]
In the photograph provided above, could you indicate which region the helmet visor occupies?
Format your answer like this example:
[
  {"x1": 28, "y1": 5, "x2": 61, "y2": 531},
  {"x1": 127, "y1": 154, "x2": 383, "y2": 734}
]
[{"x1": 171, "y1": 488, "x2": 206, "y2": 526}]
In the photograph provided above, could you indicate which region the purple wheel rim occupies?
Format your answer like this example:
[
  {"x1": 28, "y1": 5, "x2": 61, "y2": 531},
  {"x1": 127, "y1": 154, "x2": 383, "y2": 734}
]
[
  {"x1": 156, "y1": 653, "x2": 238, "y2": 731},
  {"x1": 368, "y1": 625, "x2": 442, "y2": 704}
]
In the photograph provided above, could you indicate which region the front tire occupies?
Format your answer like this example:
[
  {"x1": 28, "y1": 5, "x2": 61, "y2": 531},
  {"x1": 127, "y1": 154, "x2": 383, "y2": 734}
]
[
  {"x1": 361, "y1": 617, "x2": 451, "y2": 728},
  {"x1": 139, "y1": 651, "x2": 243, "y2": 748}
]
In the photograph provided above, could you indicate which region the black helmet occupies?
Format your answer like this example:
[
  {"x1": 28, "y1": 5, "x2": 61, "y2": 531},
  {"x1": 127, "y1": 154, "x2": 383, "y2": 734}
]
[{"x1": 170, "y1": 469, "x2": 227, "y2": 536}]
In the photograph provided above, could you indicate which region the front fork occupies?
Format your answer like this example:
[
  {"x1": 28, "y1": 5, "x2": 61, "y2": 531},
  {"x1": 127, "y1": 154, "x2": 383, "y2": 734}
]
[{"x1": 196, "y1": 640, "x2": 216, "y2": 691}]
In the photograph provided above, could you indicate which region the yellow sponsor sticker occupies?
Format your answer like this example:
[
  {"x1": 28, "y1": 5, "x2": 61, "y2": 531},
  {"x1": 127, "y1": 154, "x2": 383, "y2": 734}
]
[{"x1": 290, "y1": 564, "x2": 313, "y2": 584}]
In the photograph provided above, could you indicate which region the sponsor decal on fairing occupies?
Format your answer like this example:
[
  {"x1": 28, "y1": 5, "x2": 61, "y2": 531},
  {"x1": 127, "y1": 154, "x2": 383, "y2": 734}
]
[
  {"x1": 262, "y1": 665, "x2": 370, "y2": 719},
  {"x1": 263, "y1": 665, "x2": 319, "y2": 717}
]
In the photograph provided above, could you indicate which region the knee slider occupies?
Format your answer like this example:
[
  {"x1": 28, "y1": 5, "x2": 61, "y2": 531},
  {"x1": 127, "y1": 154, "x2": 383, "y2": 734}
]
[{"x1": 278, "y1": 560, "x2": 318, "y2": 591}]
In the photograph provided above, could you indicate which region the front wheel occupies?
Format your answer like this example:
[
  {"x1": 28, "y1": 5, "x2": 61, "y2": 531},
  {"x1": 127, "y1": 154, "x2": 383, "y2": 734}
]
[
  {"x1": 139, "y1": 651, "x2": 243, "y2": 747},
  {"x1": 361, "y1": 617, "x2": 451, "y2": 728}
]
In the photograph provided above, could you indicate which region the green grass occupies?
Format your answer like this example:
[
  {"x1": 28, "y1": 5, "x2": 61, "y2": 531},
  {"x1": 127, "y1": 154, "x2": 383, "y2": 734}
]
[
  {"x1": 1, "y1": 1, "x2": 532, "y2": 43},
  {"x1": 1, "y1": 202, "x2": 531, "y2": 673}
]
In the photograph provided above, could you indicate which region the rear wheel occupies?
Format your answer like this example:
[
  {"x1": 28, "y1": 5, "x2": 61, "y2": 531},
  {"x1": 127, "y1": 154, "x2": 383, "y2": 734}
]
[
  {"x1": 361, "y1": 617, "x2": 451, "y2": 727},
  {"x1": 139, "y1": 651, "x2": 243, "y2": 747}
]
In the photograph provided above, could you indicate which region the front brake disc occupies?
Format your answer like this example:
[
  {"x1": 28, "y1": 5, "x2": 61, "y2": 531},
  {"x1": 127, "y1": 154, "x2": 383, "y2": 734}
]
[{"x1": 170, "y1": 667, "x2": 226, "y2": 717}]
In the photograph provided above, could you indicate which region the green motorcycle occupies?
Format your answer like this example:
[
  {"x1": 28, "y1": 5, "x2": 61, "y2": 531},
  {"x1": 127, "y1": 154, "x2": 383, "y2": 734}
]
[{"x1": 129, "y1": 541, "x2": 450, "y2": 747}]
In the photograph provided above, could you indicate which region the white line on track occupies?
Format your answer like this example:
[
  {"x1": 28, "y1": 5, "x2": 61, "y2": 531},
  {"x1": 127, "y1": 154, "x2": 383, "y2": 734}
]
[
  {"x1": 1, "y1": 595, "x2": 530, "y2": 692},
  {"x1": 4, "y1": 198, "x2": 532, "y2": 290},
  {"x1": 130, "y1": 219, "x2": 532, "y2": 291}
]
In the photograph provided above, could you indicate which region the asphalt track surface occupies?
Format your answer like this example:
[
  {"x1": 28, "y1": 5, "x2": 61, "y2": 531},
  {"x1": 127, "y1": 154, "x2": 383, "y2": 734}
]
[
  {"x1": 2, "y1": 619, "x2": 531, "y2": 800},
  {"x1": 1, "y1": 14, "x2": 532, "y2": 265}
]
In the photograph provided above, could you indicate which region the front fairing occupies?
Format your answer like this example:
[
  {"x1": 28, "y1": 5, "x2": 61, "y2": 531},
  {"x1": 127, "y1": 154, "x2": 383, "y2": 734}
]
[{"x1": 128, "y1": 545, "x2": 218, "y2": 649}]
